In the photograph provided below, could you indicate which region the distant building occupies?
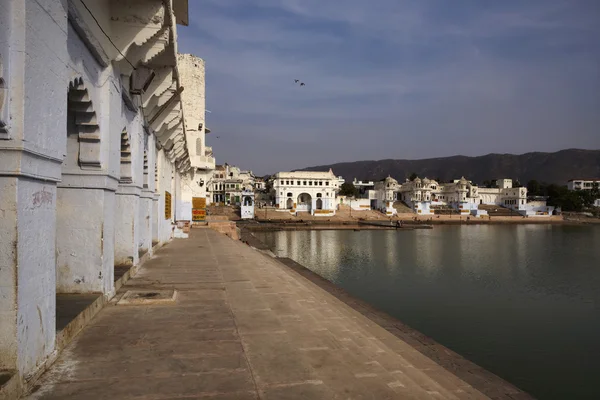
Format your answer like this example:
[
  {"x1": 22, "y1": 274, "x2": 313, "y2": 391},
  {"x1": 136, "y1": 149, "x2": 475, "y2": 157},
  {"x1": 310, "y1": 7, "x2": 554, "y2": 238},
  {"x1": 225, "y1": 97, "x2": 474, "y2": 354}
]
[
  {"x1": 396, "y1": 176, "x2": 555, "y2": 217},
  {"x1": 373, "y1": 176, "x2": 400, "y2": 215},
  {"x1": 352, "y1": 178, "x2": 375, "y2": 197},
  {"x1": 567, "y1": 179, "x2": 600, "y2": 191},
  {"x1": 273, "y1": 169, "x2": 340, "y2": 215},
  {"x1": 254, "y1": 178, "x2": 266, "y2": 191},
  {"x1": 240, "y1": 190, "x2": 255, "y2": 219},
  {"x1": 208, "y1": 164, "x2": 255, "y2": 205}
]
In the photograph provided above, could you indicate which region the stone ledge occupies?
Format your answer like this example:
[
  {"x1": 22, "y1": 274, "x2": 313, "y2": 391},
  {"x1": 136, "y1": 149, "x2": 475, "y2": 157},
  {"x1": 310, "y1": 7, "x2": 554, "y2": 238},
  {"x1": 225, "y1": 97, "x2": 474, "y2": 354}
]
[
  {"x1": 57, "y1": 172, "x2": 119, "y2": 191},
  {"x1": 0, "y1": 370, "x2": 19, "y2": 400},
  {"x1": 115, "y1": 183, "x2": 143, "y2": 196},
  {"x1": 273, "y1": 256, "x2": 534, "y2": 400},
  {"x1": 17, "y1": 244, "x2": 159, "y2": 400},
  {"x1": 0, "y1": 146, "x2": 63, "y2": 182}
]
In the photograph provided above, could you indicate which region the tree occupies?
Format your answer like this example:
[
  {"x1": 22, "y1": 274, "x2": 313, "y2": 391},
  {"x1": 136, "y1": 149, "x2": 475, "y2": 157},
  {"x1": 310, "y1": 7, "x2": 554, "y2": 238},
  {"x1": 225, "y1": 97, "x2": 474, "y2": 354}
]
[
  {"x1": 527, "y1": 180, "x2": 541, "y2": 196},
  {"x1": 409, "y1": 172, "x2": 418, "y2": 181},
  {"x1": 339, "y1": 182, "x2": 358, "y2": 197}
]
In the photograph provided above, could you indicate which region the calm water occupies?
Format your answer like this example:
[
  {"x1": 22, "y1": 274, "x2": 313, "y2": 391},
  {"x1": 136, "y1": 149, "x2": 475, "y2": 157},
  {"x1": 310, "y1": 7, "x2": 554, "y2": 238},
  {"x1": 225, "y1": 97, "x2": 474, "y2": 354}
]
[{"x1": 255, "y1": 225, "x2": 600, "y2": 400}]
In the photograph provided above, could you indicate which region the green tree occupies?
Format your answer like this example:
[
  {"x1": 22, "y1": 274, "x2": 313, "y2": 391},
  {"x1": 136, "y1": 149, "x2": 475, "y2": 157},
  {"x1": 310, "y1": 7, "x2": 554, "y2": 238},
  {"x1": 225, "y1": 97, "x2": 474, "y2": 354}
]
[
  {"x1": 339, "y1": 182, "x2": 358, "y2": 197},
  {"x1": 409, "y1": 172, "x2": 418, "y2": 181},
  {"x1": 527, "y1": 180, "x2": 541, "y2": 196},
  {"x1": 482, "y1": 180, "x2": 494, "y2": 188}
]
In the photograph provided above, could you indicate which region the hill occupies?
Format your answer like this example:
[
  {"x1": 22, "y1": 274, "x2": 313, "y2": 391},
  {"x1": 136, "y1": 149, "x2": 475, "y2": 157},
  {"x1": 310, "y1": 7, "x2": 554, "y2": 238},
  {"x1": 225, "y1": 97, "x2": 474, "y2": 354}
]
[{"x1": 299, "y1": 149, "x2": 600, "y2": 185}]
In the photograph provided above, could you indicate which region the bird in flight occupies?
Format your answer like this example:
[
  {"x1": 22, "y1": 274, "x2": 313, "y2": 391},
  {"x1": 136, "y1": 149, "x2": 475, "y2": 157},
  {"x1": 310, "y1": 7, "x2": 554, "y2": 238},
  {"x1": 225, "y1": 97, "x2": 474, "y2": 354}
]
[
  {"x1": 294, "y1": 79, "x2": 299, "y2": 83},
  {"x1": 300, "y1": 82, "x2": 305, "y2": 86}
]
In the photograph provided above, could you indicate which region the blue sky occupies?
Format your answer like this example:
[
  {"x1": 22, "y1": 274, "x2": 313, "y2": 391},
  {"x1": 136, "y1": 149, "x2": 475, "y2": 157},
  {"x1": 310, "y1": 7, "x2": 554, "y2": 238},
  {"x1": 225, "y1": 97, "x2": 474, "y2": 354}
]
[{"x1": 178, "y1": 0, "x2": 600, "y2": 175}]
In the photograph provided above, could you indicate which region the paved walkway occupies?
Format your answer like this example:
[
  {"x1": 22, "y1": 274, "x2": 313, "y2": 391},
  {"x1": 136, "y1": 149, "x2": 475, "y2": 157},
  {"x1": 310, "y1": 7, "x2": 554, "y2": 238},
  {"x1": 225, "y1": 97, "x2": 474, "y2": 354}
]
[{"x1": 29, "y1": 229, "x2": 496, "y2": 399}]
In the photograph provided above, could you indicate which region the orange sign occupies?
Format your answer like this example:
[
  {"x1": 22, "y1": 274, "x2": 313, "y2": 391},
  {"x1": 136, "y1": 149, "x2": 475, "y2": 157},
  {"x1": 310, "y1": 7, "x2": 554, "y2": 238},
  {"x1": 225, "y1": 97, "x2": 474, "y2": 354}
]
[
  {"x1": 164, "y1": 191, "x2": 172, "y2": 219},
  {"x1": 192, "y1": 209, "x2": 206, "y2": 221},
  {"x1": 192, "y1": 197, "x2": 206, "y2": 209}
]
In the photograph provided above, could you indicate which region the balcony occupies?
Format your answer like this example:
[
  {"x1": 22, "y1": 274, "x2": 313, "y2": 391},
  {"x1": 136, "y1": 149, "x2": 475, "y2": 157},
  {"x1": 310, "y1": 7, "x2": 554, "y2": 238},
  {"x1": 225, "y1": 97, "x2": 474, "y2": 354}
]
[
  {"x1": 192, "y1": 155, "x2": 215, "y2": 170},
  {"x1": 205, "y1": 146, "x2": 213, "y2": 157}
]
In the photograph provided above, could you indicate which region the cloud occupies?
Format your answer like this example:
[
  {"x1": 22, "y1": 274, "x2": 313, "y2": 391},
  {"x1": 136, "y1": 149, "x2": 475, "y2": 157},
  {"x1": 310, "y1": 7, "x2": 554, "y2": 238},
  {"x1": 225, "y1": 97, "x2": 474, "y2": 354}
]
[{"x1": 179, "y1": 0, "x2": 600, "y2": 175}]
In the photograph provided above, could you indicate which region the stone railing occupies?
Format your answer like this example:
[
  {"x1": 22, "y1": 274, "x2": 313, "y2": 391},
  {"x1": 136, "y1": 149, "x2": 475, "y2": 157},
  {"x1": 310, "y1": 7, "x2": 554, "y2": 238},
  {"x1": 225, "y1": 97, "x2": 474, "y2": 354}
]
[{"x1": 193, "y1": 155, "x2": 215, "y2": 170}]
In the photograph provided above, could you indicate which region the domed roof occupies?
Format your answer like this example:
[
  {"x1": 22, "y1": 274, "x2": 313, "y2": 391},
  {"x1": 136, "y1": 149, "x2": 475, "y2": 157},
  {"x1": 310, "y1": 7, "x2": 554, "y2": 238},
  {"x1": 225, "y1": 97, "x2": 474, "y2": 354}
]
[
  {"x1": 422, "y1": 177, "x2": 430, "y2": 184},
  {"x1": 385, "y1": 176, "x2": 398, "y2": 184},
  {"x1": 459, "y1": 176, "x2": 468, "y2": 183},
  {"x1": 413, "y1": 177, "x2": 421, "y2": 183}
]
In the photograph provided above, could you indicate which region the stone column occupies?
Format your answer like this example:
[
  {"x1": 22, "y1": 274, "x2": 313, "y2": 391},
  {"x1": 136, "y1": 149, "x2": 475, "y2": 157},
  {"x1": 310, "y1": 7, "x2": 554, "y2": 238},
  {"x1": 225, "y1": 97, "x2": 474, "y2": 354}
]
[
  {"x1": 0, "y1": 0, "x2": 68, "y2": 378},
  {"x1": 0, "y1": 177, "x2": 59, "y2": 377},
  {"x1": 55, "y1": 173, "x2": 117, "y2": 294},
  {"x1": 139, "y1": 189, "x2": 154, "y2": 256},
  {"x1": 114, "y1": 184, "x2": 141, "y2": 267},
  {"x1": 152, "y1": 193, "x2": 160, "y2": 246}
]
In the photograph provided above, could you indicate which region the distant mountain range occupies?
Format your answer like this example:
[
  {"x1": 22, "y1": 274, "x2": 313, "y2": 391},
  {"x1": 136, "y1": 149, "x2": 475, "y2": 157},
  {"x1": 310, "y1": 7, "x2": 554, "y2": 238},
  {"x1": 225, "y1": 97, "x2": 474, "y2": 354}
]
[{"x1": 299, "y1": 149, "x2": 600, "y2": 185}]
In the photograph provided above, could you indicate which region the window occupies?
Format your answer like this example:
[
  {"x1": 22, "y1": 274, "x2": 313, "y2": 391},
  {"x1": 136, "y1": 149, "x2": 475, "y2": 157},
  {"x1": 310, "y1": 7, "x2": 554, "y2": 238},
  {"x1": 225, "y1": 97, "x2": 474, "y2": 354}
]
[
  {"x1": 286, "y1": 180, "x2": 290, "y2": 185},
  {"x1": 326, "y1": 182, "x2": 329, "y2": 186},
  {"x1": 287, "y1": 192, "x2": 292, "y2": 197},
  {"x1": 319, "y1": 181, "x2": 323, "y2": 186},
  {"x1": 297, "y1": 181, "x2": 300, "y2": 185},
  {"x1": 309, "y1": 181, "x2": 312, "y2": 186},
  {"x1": 316, "y1": 193, "x2": 322, "y2": 198},
  {"x1": 303, "y1": 181, "x2": 307, "y2": 185}
]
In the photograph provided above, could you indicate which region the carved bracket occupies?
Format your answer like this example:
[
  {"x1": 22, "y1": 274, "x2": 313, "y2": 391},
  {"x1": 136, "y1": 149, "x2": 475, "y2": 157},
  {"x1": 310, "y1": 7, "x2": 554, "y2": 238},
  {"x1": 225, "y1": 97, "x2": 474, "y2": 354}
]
[
  {"x1": 0, "y1": 54, "x2": 8, "y2": 138},
  {"x1": 68, "y1": 78, "x2": 101, "y2": 169},
  {"x1": 120, "y1": 128, "x2": 133, "y2": 184}
]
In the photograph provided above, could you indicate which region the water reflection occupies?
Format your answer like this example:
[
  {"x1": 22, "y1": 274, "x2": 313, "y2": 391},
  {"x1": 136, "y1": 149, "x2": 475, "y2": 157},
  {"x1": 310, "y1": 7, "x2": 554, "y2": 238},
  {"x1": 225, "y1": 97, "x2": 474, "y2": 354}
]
[{"x1": 255, "y1": 226, "x2": 600, "y2": 400}]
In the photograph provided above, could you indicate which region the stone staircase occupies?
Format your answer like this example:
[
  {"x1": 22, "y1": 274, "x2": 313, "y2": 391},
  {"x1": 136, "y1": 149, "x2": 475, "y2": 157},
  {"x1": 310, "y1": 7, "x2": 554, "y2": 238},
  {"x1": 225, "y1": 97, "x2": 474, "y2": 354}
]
[
  {"x1": 431, "y1": 205, "x2": 459, "y2": 215},
  {"x1": 478, "y1": 204, "x2": 517, "y2": 217},
  {"x1": 393, "y1": 201, "x2": 414, "y2": 214}
]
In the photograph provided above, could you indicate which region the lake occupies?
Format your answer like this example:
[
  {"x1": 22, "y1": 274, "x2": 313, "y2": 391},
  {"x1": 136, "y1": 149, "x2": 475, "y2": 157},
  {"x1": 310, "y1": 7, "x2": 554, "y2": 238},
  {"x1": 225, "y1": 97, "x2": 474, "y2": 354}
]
[{"x1": 255, "y1": 225, "x2": 600, "y2": 400}]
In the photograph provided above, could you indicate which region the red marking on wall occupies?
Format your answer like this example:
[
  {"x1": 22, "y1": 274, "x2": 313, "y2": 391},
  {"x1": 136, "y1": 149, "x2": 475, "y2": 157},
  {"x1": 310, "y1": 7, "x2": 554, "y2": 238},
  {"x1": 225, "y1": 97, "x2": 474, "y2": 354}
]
[{"x1": 32, "y1": 188, "x2": 53, "y2": 208}]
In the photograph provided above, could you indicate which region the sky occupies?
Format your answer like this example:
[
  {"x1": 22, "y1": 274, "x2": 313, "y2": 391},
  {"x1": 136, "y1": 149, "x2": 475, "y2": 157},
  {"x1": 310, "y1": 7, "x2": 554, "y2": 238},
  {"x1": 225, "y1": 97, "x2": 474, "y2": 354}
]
[{"x1": 178, "y1": 0, "x2": 600, "y2": 175}]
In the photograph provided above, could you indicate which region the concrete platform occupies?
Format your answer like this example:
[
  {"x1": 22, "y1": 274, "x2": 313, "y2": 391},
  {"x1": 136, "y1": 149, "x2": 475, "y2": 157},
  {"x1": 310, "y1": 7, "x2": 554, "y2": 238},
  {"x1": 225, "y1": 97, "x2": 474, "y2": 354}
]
[
  {"x1": 26, "y1": 230, "x2": 529, "y2": 399},
  {"x1": 56, "y1": 294, "x2": 101, "y2": 333}
]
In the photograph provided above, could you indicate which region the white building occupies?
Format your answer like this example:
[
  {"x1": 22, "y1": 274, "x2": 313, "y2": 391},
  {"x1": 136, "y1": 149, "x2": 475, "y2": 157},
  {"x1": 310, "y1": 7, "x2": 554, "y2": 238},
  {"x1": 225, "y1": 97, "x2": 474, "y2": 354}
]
[
  {"x1": 397, "y1": 176, "x2": 558, "y2": 217},
  {"x1": 240, "y1": 190, "x2": 255, "y2": 219},
  {"x1": 567, "y1": 179, "x2": 600, "y2": 209},
  {"x1": 0, "y1": 0, "x2": 211, "y2": 388},
  {"x1": 273, "y1": 169, "x2": 340, "y2": 215},
  {"x1": 397, "y1": 177, "x2": 538, "y2": 216},
  {"x1": 352, "y1": 178, "x2": 375, "y2": 197},
  {"x1": 567, "y1": 179, "x2": 600, "y2": 191},
  {"x1": 373, "y1": 176, "x2": 400, "y2": 215},
  {"x1": 254, "y1": 178, "x2": 266, "y2": 191},
  {"x1": 207, "y1": 164, "x2": 255, "y2": 205},
  {"x1": 178, "y1": 54, "x2": 215, "y2": 218}
]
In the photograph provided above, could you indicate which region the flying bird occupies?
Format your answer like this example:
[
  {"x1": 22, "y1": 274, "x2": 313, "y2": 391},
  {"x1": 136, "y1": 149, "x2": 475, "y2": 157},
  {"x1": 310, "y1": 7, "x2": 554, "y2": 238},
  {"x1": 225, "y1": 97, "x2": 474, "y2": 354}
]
[
  {"x1": 294, "y1": 79, "x2": 299, "y2": 83},
  {"x1": 300, "y1": 82, "x2": 305, "y2": 86}
]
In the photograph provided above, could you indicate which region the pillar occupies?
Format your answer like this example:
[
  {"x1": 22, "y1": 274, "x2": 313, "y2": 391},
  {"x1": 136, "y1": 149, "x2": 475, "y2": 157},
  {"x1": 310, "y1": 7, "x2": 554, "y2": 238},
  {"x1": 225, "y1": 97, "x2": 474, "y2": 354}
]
[
  {"x1": 0, "y1": 0, "x2": 68, "y2": 378},
  {"x1": 139, "y1": 190, "x2": 154, "y2": 256},
  {"x1": 152, "y1": 193, "x2": 160, "y2": 246},
  {"x1": 114, "y1": 184, "x2": 141, "y2": 266},
  {"x1": 55, "y1": 175, "x2": 116, "y2": 294},
  {"x1": 0, "y1": 178, "x2": 58, "y2": 376}
]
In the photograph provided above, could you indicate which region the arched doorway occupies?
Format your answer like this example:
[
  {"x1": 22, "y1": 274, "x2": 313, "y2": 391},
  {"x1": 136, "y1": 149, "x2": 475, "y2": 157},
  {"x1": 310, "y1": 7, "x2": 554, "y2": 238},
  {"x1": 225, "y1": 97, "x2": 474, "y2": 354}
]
[
  {"x1": 286, "y1": 198, "x2": 293, "y2": 209},
  {"x1": 243, "y1": 196, "x2": 253, "y2": 206},
  {"x1": 297, "y1": 193, "x2": 312, "y2": 212},
  {"x1": 316, "y1": 198, "x2": 323, "y2": 210}
]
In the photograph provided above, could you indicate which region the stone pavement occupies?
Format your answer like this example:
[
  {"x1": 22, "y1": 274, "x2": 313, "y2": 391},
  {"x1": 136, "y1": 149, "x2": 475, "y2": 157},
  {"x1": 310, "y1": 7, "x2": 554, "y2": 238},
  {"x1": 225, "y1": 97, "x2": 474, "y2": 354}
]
[{"x1": 27, "y1": 229, "x2": 498, "y2": 400}]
